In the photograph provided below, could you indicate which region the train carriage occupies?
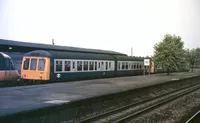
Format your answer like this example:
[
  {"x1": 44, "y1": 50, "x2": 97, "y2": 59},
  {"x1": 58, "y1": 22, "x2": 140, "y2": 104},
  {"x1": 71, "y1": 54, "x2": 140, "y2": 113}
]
[
  {"x1": 0, "y1": 52, "x2": 20, "y2": 82},
  {"x1": 21, "y1": 50, "x2": 116, "y2": 82},
  {"x1": 114, "y1": 55, "x2": 144, "y2": 76}
]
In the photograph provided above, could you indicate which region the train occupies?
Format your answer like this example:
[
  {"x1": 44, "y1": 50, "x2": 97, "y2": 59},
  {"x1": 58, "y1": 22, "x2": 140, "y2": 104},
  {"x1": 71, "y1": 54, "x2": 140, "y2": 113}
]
[
  {"x1": 20, "y1": 50, "x2": 154, "y2": 82},
  {"x1": 0, "y1": 52, "x2": 20, "y2": 82}
]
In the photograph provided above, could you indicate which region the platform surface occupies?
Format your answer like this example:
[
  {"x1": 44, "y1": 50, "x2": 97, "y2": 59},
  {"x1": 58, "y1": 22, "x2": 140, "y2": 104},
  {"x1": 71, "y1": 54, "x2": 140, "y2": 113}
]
[{"x1": 0, "y1": 70, "x2": 200, "y2": 117}]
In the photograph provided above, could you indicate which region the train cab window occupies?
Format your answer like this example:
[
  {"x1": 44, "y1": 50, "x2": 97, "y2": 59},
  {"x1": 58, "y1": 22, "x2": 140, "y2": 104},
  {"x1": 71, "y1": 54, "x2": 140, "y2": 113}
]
[
  {"x1": 84, "y1": 61, "x2": 88, "y2": 71},
  {"x1": 95, "y1": 61, "x2": 97, "y2": 70},
  {"x1": 89, "y1": 61, "x2": 94, "y2": 70},
  {"x1": 64, "y1": 61, "x2": 71, "y2": 71},
  {"x1": 105, "y1": 62, "x2": 108, "y2": 70},
  {"x1": 5, "y1": 59, "x2": 11, "y2": 70},
  {"x1": 30, "y1": 59, "x2": 37, "y2": 70},
  {"x1": 56, "y1": 60, "x2": 62, "y2": 72},
  {"x1": 23, "y1": 58, "x2": 30, "y2": 70},
  {"x1": 38, "y1": 59, "x2": 46, "y2": 71},
  {"x1": 77, "y1": 61, "x2": 82, "y2": 71}
]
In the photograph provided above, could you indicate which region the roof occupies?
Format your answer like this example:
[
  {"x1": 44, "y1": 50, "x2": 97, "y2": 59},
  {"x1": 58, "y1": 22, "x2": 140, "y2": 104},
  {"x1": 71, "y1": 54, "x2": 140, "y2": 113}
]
[
  {"x1": 0, "y1": 39, "x2": 127, "y2": 56},
  {"x1": 0, "y1": 52, "x2": 11, "y2": 59},
  {"x1": 24, "y1": 50, "x2": 115, "y2": 60}
]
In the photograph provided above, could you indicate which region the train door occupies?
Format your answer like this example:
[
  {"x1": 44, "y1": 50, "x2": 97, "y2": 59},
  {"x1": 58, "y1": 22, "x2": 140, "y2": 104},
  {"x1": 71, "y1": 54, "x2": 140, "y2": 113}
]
[
  {"x1": 4, "y1": 58, "x2": 12, "y2": 81},
  {"x1": 71, "y1": 60, "x2": 76, "y2": 72}
]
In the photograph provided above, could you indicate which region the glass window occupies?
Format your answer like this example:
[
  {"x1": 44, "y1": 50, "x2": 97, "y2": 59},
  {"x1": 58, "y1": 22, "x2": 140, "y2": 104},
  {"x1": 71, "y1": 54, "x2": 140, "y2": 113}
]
[
  {"x1": 98, "y1": 62, "x2": 101, "y2": 68},
  {"x1": 84, "y1": 61, "x2": 88, "y2": 71},
  {"x1": 77, "y1": 61, "x2": 82, "y2": 71},
  {"x1": 89, "y1": 61, "x2": 94, "y2": 70},
  {"x1": 118, "y1": 62, "x2": 121, "y2": 70},
  {"x1": 95, "y1": 61, "x2": 97, "y2": 70},
  {"x1": 30, "y1": 59, "x2": 37, "y2": 70},
  {"x1": 106, "y1": 62, "x2": 108, "y2": 70},
  {"x1": 122, "y1": 62, "x2": 125, "y2": 69},
  {"x1": 23, "y1": 58, "x2": 30, "y2": 70},
  {"x1": 131, "y1": 63, "x2": 134, "y2": 69},
  {"x1": 64, "y1": 61, "x2": 71, "y2": 71},
  {"x1": 38, "y1": 59, "x2": 46, "y2": 71},
  {"x1": 56, "y1": 60, "x2": 62, "y2": 71},
  {"x1": 109, "y1": 62, "x2": 111, "y2": 68},
  {"x1": 72, "y1": 61, "x2": 75, "y2": 69},
  {"x1": 134, "y1": 64, "x2": 136, "y2": 69},
  {"x1": 126, "y1": 62, "x2": 128, "y2": 69}
]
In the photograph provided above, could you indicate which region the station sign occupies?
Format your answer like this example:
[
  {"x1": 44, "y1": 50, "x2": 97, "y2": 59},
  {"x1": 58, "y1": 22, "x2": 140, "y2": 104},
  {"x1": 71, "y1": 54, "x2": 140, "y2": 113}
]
[{"x1": 144, "y1": 59, "x2": 150, "y2": 66}]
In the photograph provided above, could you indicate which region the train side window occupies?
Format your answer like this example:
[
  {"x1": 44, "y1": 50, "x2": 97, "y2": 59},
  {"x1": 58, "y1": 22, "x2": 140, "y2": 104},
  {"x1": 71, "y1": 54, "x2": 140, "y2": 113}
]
[
  {"x1": 56, "y1": 60, "x2": 62, "y2": 72},
  {"x1": 30, "y1": 59, "x2": 37, "y2": 70},
  {"x1": 38, "y1": 59, "x2": 46, "y2": 71},
  {"x1": 126, "y1": 62, "x2": 128, "y2": 69},
  {"x1": 77, "y1": 61, "x2": 82, "y2": 71},
  {"x1": 98, "y1": 62, "x2": 101, "y2": 69},
  {"x1": 109, "y1": 62, "x2": 111, "y2": 68},
  {"x1": 134, "y1": 64, "x2": 136, "y2": 69},
  {"x1": 72, "y1": 61, "x2": 75, "y2": 69},
  {"x1": 64, "y1": 61, "x2": 71, "y2": 71},
  {"x1": 118, "y1": 62, "x2": 121, "y2": 70},
  {"x1": 131, "y1": 63, "x2": 134, "y2": 69},
  {"x1": 95, "y1": 61, "x2": 97, "y2": 70},
  {"x1": 105, "y1": 62, "x2": 108, "y2": 70},
  {"x1": 23, "y1": 58, "x2": 30, "y2": 70},
  {"x1": 89, "y1": 61, "x2": 94, "y2": 70},
  {"x1": 84, "y1": 61, "x2": 88, "y2": 71}
]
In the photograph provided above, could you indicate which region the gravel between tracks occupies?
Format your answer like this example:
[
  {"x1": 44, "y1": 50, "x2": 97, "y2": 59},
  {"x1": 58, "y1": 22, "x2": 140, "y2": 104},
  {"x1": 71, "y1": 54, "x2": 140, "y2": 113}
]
[{"x1": 127, "y1": 88, "x2": 200, "y2": 123}]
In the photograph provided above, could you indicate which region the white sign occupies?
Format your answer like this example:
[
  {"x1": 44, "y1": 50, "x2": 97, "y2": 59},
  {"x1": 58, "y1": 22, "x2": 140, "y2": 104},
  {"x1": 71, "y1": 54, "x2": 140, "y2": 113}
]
[{"x1": 144, "y1": 59, "x2": 150, "y2": 66}]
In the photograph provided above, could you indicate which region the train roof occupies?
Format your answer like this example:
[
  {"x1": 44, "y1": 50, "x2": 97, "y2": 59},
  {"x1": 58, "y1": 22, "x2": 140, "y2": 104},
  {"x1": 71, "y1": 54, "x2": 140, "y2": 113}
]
[
  {"x1": 0, "y1": 52, "x2": 11, "y2": 59},
  {"x1": 0, "y1": 39, "x2": 127, "y2": 56},
  {"x1": 24, "y1": 50, "x2": 115, "y2": 60}
]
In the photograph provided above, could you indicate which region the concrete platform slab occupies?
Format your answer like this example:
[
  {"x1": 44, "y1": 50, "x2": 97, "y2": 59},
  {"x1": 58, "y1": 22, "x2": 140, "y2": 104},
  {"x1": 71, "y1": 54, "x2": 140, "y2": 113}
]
[{"x1": 0, "y1": 71, "x2": 200, "y2": 117}]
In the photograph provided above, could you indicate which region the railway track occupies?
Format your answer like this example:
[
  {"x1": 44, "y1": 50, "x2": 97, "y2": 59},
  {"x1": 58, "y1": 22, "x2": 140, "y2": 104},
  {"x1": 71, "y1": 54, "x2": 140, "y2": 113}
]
[{"x1": 77, "y1": 83, "x2": 200, "y2": 123}]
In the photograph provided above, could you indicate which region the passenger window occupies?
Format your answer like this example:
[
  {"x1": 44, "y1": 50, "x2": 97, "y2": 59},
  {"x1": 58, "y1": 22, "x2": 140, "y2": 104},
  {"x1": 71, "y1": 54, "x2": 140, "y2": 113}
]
[
  {"x1": 134, "y1": 64, "x2": 136, "y2": 69},
  {"x1": 89, "y1": 61, "x2": 94, "y2": 70},
  {"x1": 23, "y1": 58, "x2": 30, "y2": 70},
  {"x1": 131, "y1": 63, "x2": 134, "y2": 69},
  {"x1": 77, "y1": 61, "x2": 82, "y2": 71},
  {"x1": 126, "y1": 62, "x2": 128, "y2": 69},
  {"x1": 106, "y1": 62, "x2": 108, "y2": 70},
  {"x1": 109, "y1": 62, "x2": 111, "y2": 68},
  {"x1": 56, "y1": 60, "x2": 62, "y2": 72},
  {"x1": 84, "y1": 61, "x2": 88, "y2": 71},
  {"x1": 30, "y1": 59, "x2": 37, "y2": 70},
  {"x1": 64, "y1": 61, "x2": 71, "y2": 71},
  {"x1": 98, "y1": 62, "x2": 101, "y2": 68},
  {"x1": 122, "y1": 62, "x2": 125, "y2": 70},
  {"x1": 72, "y1": 61, "x2": 75, "y2": 69},
  {"x1": 38, "y1": 59, "x2": 46, "y2": 71},
  {"x1": 95, "y1": 61, "x2": 97, "y2": 70},
  {"x1": 118, "y1": 62, "x2": 121, "y2": 70}
]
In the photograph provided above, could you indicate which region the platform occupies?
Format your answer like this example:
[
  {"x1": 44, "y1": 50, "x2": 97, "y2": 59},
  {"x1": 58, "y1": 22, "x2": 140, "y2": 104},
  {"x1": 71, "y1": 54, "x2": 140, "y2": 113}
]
[{"x1": 0, "y1": 71, "x2": 200, "y2": 117}]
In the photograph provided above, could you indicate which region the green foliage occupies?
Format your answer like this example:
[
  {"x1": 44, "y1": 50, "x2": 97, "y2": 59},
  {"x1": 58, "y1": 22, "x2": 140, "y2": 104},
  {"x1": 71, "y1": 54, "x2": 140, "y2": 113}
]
[
  {"x1": 153, "y1": 34, "x2": 185, "y2": 75},
  {"x1": 185, "y1": 48, "x2": 200, "y2": 71}
]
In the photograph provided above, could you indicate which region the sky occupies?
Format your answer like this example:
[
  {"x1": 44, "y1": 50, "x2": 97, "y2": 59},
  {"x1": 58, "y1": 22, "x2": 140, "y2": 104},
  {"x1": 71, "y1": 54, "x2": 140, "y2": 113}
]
[{"x1": 0, "y1": 0, "x2": 200, "y2": 57}]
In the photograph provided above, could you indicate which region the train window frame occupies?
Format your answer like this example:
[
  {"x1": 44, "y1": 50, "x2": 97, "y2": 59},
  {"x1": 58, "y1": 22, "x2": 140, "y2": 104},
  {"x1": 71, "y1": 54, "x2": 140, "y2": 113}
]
[
  {"x1": 64, "y1": 61, "x2": 71, "y2": 71},
  {"x1": 30, "y1": 58, "x2": 37, "y2": 70},
  {"x1": 55, "y1": 60, "x2": 63, "y2": 72},
  {"x1": 89, "y1": 61, "x2": 94, "y2": 71},
  {"x1": 23, "y1": 58, "x2": 30, "y2": 70},
  {"x1": 95, "y1": 61, "x2": 97, "y2": 70},
  {"x1": 77, "y1": 61, "x2": 82, "y2": 71},
  {"x1": 38, "y1": 59, "x2": 46, "y2": 71},
  {"x1": 83, "y1": 61, "x2": 88, "y2": 71},
  {"x1": 118, "y1": 62, "x2": 121, "y2": 70},
  {"x1": 105, "y1": 62, "x2": 108, "y2": 70}
]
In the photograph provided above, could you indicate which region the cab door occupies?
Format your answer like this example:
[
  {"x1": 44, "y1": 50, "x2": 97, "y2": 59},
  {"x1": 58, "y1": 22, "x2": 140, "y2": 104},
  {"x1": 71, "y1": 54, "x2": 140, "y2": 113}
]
[{"x1": 5, "y1": 58, "x2": 11, "y2": 81}]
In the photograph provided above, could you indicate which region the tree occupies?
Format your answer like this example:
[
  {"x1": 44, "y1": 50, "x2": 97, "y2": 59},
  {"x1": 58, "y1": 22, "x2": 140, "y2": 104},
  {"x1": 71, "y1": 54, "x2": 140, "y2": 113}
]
[
  {"x1": 185, "y1": 48, "x2": 200, "y2": 71},
  {"x1": 185, "y1": 49, "x2": 197, "y2": 72},
  {"x1": 153, "y1": 34, "x2": 185, "y2": 75}
]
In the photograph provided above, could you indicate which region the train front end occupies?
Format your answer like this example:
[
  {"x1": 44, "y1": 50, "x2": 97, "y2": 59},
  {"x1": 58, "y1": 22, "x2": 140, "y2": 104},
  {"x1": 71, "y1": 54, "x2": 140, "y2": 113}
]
[{"x1": 21, "y1": 56, "x2": 50, "y2": 81}]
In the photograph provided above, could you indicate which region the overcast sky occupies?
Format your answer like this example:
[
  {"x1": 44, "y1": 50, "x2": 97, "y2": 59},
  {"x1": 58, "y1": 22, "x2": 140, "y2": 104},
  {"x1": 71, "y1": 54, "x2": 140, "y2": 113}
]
[{"x1": 0, "y1": 0, "x2": 199, "y2": 56}]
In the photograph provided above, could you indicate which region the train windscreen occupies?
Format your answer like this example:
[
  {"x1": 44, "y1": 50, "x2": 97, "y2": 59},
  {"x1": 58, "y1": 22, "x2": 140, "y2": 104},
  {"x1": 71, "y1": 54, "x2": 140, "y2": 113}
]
[{"x1": 38, "y1": 59, "x2": 45, "y2": 71}]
